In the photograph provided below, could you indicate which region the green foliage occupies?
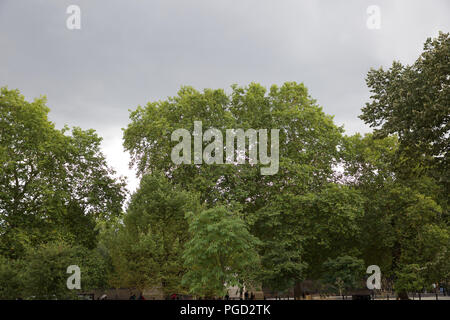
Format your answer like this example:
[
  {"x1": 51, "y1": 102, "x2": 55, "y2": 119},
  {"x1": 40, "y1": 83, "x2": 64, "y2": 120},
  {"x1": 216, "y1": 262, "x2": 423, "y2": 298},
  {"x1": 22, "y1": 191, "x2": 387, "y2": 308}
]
[
  {"x1": 341, "y1": 129, "x2": 449, "y2": 290},
  {"x1": 2, "y1": 30, "x2": 449, "y2": 298},
  {"x1": 323, "y1": 256, "x2": 365, "y2": 294},
  {"x1": 123, "y1": 82, "x2": 345, "y2": 292},
  {"x1": 0, "y1": 87, "x2": 126, "y2": 258},
  {"x1": 107, "y1": 173, "x2": 199, "y2": 295},
  {"x1": 0, "y1": 255, "x2": 22, "y2": 299},
  {"x1": 107, "y1": 226, "x2": 163, "y2": 293},
  {"x1": 394, "y1": 264, "x2": 427, "y2": 294},
  {"x1": 252, "y1": 197, "x2": 307, "y2": 293},
  {"x1": 300, "y1": 184, "x2": 364, "y2": 279},
  {"x1": 182, "y1": 206, "x2": 261, "y2": 297},
  {"x1": 3, "y1": 241, "x2": 109, "y2": 300},
  {"x1": 251, "y1": 184, "x2": 363, "y2": 292},
  {"x1": 123, "y1": 82, "x2": 342, "y2": 206},
  {"x1": 360, "y1": 32, "x2": 449, "y2": 197}
]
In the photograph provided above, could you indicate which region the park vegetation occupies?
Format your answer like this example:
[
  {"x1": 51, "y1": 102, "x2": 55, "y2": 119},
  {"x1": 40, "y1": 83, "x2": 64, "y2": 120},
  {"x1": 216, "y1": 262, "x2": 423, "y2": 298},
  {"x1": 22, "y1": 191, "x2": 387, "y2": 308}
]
[{"x1": 0, "y1": 32, "x2": 448, "y2": 300}]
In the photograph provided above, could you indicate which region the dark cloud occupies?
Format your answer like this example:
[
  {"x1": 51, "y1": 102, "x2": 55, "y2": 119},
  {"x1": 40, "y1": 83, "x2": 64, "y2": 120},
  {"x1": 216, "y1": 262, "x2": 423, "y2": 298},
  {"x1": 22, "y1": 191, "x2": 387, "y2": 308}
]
[{"x1": 1, "y1": 0, "x2": 449, "y2": 191}]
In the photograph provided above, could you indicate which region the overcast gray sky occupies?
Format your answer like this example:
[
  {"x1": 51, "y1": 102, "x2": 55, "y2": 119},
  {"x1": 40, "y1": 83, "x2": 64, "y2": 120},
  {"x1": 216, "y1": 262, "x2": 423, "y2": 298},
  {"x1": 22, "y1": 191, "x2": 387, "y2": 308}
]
[{"x1": 1, "y1": 0, "x2": 449, "y2": 192}]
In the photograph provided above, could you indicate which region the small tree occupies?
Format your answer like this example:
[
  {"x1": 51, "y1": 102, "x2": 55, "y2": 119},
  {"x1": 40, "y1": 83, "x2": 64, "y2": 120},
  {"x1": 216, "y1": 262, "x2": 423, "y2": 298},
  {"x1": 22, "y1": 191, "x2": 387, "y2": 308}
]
[
  {"x1": 0, "y1": 255, "x2": 23, "y2": 299},
  {"x1": 394, "y1": 264, "x2": 426, "y2": 300},
  {"x1": 323, "y1": 256, "x2": 365, "y2": 295},
  {"x1": 20, "y1": 241, "x2": 109, "y2": 299},
  {"x1": 182, "y1": 206, "x2": 260, "y2": 298}
]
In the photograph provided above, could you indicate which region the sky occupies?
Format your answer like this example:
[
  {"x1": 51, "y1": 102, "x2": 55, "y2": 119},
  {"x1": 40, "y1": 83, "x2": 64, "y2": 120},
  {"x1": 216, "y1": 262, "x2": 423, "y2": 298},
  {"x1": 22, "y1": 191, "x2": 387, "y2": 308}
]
[{"x1": 1, "y1": 0, "x2": 449, "y2": 193}]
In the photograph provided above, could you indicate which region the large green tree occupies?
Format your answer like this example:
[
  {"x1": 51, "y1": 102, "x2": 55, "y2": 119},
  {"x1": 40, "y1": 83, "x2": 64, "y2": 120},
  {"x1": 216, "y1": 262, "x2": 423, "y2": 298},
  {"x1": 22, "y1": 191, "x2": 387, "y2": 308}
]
[
  {"x1": 341, "y1": 133, "x2": 449, "y2": 297},
  {"x1": 356, "y1": 33, "x2": 450, "y2": 297},
  {"x1": 360, "y1": 32, "x2": 449, "y2": 200},
  {"x1": 0, "y1": 87, "x2": 126, "y2": 258},
  {"x1": 0, "y1": 255, "x2": 22, "y2": 299},
  {"x1": 123, "y1": 82, "x2": 344, "y2": 293}
]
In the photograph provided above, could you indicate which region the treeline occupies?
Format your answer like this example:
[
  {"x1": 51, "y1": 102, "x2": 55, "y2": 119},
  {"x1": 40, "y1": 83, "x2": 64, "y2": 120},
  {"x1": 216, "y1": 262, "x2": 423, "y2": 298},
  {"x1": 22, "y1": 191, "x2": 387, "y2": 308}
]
[{"x1": 0, "y1": 33, "x2": 448, "y2": 299}]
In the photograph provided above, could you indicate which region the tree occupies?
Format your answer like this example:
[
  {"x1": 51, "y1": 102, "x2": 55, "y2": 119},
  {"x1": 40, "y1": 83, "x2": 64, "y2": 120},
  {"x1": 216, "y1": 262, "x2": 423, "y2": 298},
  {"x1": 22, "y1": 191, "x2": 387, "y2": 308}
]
[
  {"x1": 360, "y1": 32, "x2": 449, "y2": 198},
  {"x1": 357, "y1": 35, "x2": 450, "y2": 292},
  {"x1": 107, "y1": 225, "x2": 166, "y2": 294},
  {"x1": 394, "y1": 264, "x2": 427, "y2": 299},
  {"x1": 107, "y1": 173, "x2": 199, "y2": 296},
  {"x1": 299, "y1": 184, "x2": 364, "y2": 280},
  {"x1": 0, "y1": 87, "x2": 126, "y2": 258},
  {"x1": 123, "y1": 82, "x2": 344, "y2": 292},
  {"x1": 341, "y1": 133, "x2": 449, "y2": 295},
  {"x1": 182, "y1": 206, "x2": 260, "y2": 298},
  {"x1": 0, "y1": 255, "x2": 22, "y2": 299},
  {"x1": 250, "y1": 183, "x2": 363, "y2": 293},
  {"x1": 123, "y1": 82, "x2": 342, "y2": 209},
  {"x1": 323, "y1": 256, "x2": 365, "y2": 295},
  {"x1": 19, "y1": 241, "x2": 109, "y2": 299},
  {"x1": 252, "y1": 195, "x2": 307, "y2": 293}
]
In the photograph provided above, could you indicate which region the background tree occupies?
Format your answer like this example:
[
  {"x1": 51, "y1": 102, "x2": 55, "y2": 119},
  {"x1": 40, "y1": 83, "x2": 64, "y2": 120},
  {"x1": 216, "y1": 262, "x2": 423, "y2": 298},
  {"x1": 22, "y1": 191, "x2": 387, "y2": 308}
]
[
  {"x1": 0, "y1": 87, "x2": 126, "y2": 258},
  {"x1": 19, "y1": 241, "x2": 109, "y2": 300},
  {"x1": 182, "y1": 206, "x2": 260, "y2": 298},
  {"x1": 298, "y1": 184, "x2": 364, "y2": 280},
  {"x1": 123, "y1": 82, "x2": 344, "y2": 293},
  {"x1": 360, "y1": 32, "x2": 449, "y2": 203},
  {"x1": 354, "y1": 32, "x2": 449, "y2": 297},
  {"x1": 107, "y1": 173, "x2": 199, "y2": 296},
  {"x1": 0, "y1": 255, "x2": 22, "y2": 299},
  {"x1": 394, "y1": 264, "x2": 427, "y2": 299},
  {"x1": 341, "y1": 133, "x2": 449, "y2": 298},
  {"x1": 107, "y1": 226, "x2": 165, "y2": 295},
  {"x1": 252, "y1": 194, "x2": 307, "y2": 293},
  {"x1": 322, "y1": 256, "x2": 365, "y2": 296}
]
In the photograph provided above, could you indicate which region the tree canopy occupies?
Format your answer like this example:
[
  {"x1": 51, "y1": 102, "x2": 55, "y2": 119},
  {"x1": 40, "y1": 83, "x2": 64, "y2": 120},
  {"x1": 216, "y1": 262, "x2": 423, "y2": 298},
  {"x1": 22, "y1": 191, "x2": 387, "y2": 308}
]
[
  {"x1": 0, "y1": 88, "x2": 126, "y2": 258},
  {"x1": 0, "y1": 32, "x2": 448, "y2": 300}
]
